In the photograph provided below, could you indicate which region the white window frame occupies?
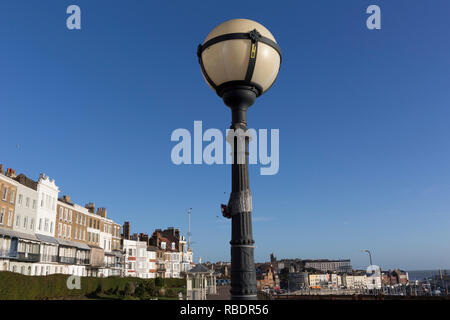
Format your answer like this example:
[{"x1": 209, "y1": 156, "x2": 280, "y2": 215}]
[
  {"x1": 8, "y1": 212, "x2": 13, "y2": 227},
  {"x1": 2, "y1": 187, "x2": 7, "y2": 201}
]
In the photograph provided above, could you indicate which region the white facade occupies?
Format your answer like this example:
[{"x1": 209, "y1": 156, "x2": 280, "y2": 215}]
[
  {"x1": 35, "y1": 174, "x2": 59, "y2": 237},
  {"x1": 147, "y1": 249, "x2": 157, "y2": 278},
  {"x1": 353, "y1": 275, "x2": 367, "y2": 288},
  {"x1": 13, "y1": 181, "x2": 38, "y2": 235},
  {"x1": 135, "y1": 241, "x2": 148, "y2": 278},
  {"x1": 123, "y1": 239, "x2": 138, "y2": 277},
  {"x1": 99, "y1": 220, "x2": 113, "y2": 253},
  {"x1": 366, "y1": 266, "x2": 382, "y2": 290},
  {"x1": 172, "y1": 251, "x2": 180, "y2": 278},
  {"x1": 123, "y1": 239, "x2": 149, "y2": 278}
]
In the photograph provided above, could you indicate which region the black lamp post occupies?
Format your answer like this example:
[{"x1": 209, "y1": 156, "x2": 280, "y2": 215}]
[
  {"x1": 362, "y1": 249, "x2": 373, "y2": 266},
  {"x1": 197, "y1": 19, "x2": 282, "y2": 300}
]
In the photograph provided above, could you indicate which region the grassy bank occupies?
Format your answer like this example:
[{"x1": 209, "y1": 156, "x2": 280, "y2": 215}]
[{"x1": 0, "y1": 271, "x2": 185, "y2": 300}]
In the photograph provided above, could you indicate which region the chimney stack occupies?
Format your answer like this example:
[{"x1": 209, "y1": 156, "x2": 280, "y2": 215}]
[
  {"x1": 123, "y1": 221, "x2": 130, "y2": 240},
  {"x1": 62, "y1": 195, "x2": 72, "y2": 204},
  {"x1": 96, "y1": 207, "x2": 107, "y2": 218},
  {"x1": 5, "y1": 168, "x2": 17, "y2": 178},
  {"x1": 85, "y1": 202, "x2": 95, "y2": 214},
  {"x1": 0, "y1": 164, "x2": 3, "y2": 175}
]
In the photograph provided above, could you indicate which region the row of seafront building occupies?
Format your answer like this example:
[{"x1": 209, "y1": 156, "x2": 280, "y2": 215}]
[
  {"x1": 251, "y1": 254, "x2": 409, "y2": 292},
  {"x1": 0, "y1": 164, "x2": 193, "y2": 278}
]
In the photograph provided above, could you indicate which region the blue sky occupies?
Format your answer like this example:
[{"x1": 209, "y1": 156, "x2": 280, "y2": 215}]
[{"x1": 1, "y1": 1, "x2": 450, "y2": 270}]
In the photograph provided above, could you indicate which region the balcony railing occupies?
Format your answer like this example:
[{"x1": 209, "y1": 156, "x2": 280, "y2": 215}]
[
  {"x1": 0, "y1": 250, "x2": 17, "y2": 258},
  {"x1": 40, "y1": 254, "x2": 58, "y2": 263},
  {"x1": 76, "y1": 258, "x2": 90, "y2": 265},
  {"x1": 104, "y1": 262, "x2": 122, "y2": 268},
  {"x1": 58, "y1": 256, "x2": 76, "y2": 264},
  {"x1": 17, "y1": 252, "x2": 40, "y2": 262}
]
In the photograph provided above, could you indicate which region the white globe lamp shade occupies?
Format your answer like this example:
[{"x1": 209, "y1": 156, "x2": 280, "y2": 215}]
[{"x1": 197, "y1": 19, "x2": 282, "y2": 97}]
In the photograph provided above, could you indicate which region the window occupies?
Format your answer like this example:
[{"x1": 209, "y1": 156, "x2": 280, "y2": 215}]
[
  {"x1": 25, "y1": 197, "x2": 30, "y2": 208},
  {"x1": 67, "y1": 226, "x2": 71, "y2": 238},
  {"x1": 9, "y1": 191, "x2": 15, "y2": 204},
  {"x1": 88, "y1": 232, "x2": 91, "y2": 242},
  {"x1": 75, "y1": 228, "x2": 78, "y2": 240},
  {"x1": 32, "y1": 200, "x2": 36, "y2": 209},
  {"x1": 64, "y1": 209, "x2": 68, "y2": 221},
  {"x1": 41, "y1": 193, "x2": 44, "y2": 207},
  {"x1": 58, "y1": 223, "x2": 62, "y2": 236},
  {"x1": 63, "y1": 224, "x2": 66, "y2": 237},
  {"x1": 30, "y1": 218, "x2": 34, "y2": 230},
  {"x1": 7, "y1": 212, "x2": 13, "y2": 227},
  {"x1": 59, "y1": 207, "x2": 63, "y2": 220},
  {"x1": 44, "y1": 218, "x2": 49, "y2": 232},
  {"x1": 69, "y1": 210, "x2": 72, "y2": 222},
  {"x1": 15, "y1": 215, "x2": 21, "y2": 227},
  {"x1": 0, "y1": 208, "x2": 4, "y2": 224},
  {"x1": 18, "y1": 194, "x2": 23, "y2": 205},
  {"x1": 50, "y1": 222, "x2": 53, "y2": 234},
  {"x1": 23, "y1": 216, "x2": 28, "y2": 229},
  {"x1": 38, "y1": 218, "x2": 42, "y2": 230},
  {"x1": 2, "y1": 187, "x2": 7, "y2": 201}
]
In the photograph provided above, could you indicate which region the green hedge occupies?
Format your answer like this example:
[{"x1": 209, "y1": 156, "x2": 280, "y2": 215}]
[{"x1": 0, "y1": 271, "x2": 185, "y2": 300}]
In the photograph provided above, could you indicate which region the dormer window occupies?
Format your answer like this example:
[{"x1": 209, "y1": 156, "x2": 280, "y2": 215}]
[
  {"x1": 161, "y1": 242, "x2": 166, "y2": 250},
  {"x1": 171, "y1": 242, "x2": 175, "y2": 250}
]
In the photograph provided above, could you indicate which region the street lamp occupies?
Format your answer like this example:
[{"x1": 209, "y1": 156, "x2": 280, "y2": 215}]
[
  {"x1": 361, "y1": 249, "x2": 373, "y2": 266},
  {"x1": 197, "y1": 19, "x2": 282, "y2": 300}
]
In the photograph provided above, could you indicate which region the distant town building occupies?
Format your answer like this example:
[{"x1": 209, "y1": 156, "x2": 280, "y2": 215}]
[
  {"x1": 287, "y1": 272, "x2": 309, "y2": 290},
  {"x1": 303, "y1": 259, "x2": 352, "y2": 273},
  {"x1": 256, "y1": 264, "x2": 275, "y2": 291},
  {"x1": 185, "y1": 264, "x2": 217, "y2": 300}
]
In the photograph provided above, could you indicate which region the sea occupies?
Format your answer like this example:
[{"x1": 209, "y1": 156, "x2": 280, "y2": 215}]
[{"x1": 407, "y1": 270, "x2": 450, "y2": 281}]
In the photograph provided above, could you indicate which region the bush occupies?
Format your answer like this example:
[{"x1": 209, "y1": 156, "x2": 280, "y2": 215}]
[
  {"x1": 95, "y1": 282, "x2": 104, "y2": 294},
  {"x1": 124, "y1": 282, "x2": 136, "y2": 296},
  {"x1": 0, "y1": 271, "x2": 185, "y2": 300}
]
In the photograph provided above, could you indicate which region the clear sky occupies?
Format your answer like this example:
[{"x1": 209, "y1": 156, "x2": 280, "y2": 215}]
[{"x1": 1, "y1": 1, "x2": 450, "y2": 270}]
